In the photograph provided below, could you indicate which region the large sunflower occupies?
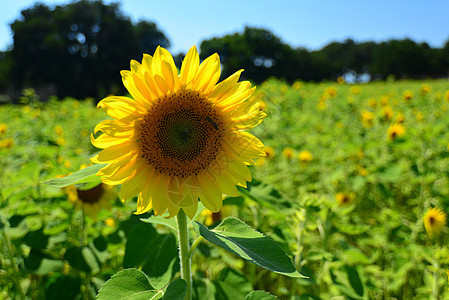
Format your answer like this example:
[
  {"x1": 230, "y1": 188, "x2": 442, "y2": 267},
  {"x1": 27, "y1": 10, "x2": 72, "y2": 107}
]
[{"x1": 91, "y1": 46, "x2": 266, "y2": 219}]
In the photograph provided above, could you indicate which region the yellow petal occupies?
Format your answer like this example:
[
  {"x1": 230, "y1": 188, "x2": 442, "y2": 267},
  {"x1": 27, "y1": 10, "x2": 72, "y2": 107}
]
[
  {"x1": 180, "y1": 46, "x2": 199, "y2": 87},
  {"x1": 134, "y1": 182, "x2": 153, "y2": 214},
  {"x1": 98, "y1": 154, "x2": 137, "y2": 177},
  {"x1": 209, "y1": 70, "x2": 243, "y2": 100},
  {"x1": 142, "y1": 54, "x2": 153, "y2": 72},
  {"x1": 197, "y1": 175, "x2": 223, "y2": 212},
  {"x1": 94, "y1": 120, "x2": 135, "y2": 138},
  {"x1": 94, "y1": 140, "x2": 137, "y2": 163},
  {"x1": 121, "y1": 70, "x2": 152, "y2": 109},
  {"x1": 97, "y1": 96, "x2": 146, "y2": 122},
  {"x1": 91, "y1": 133, "x2": 131, "y2": 149},
  {"x1": 101, "y1": 158, "x2": 146, "y2": 185},
  {"x1": 182, "y1": 202, "x2": 198, "y2": 219},
  {"x1": 149, "y1": 173, "x2": 169, "y2": 216},
  {"x1": 120, "y1": 165, "x2": 151, "y2": 202},
  {"x1": 192, "y1": 53, "x2": 221, "y2": 95}
]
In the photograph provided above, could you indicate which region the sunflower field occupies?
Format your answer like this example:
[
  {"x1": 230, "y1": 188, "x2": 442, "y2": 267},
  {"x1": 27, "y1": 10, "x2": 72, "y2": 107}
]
[{"x1": 1, "y1": 78, "x2": 449, "y2": 299}]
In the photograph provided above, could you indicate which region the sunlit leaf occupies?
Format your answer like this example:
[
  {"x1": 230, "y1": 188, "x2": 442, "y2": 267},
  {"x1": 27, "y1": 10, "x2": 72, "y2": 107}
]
[
  {"x1": 43, "y1": 164, "x2": 106, "y2": 188},
  {"x1": 193, "y1": 217, "x2": 304, "y2": 278},
  {"x1": 97, "y1": 269, "x2": 161, "y2": 300}
]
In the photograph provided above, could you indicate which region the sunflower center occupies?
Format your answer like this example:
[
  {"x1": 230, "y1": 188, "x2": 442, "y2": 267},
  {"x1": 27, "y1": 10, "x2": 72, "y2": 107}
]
[
  {"x1": 139, "y1": 90, "x2": 225, "y2": 177},
  {"x1": 76, "y1": 184, "x2": 104, "y2": 204},
  {"x1": 429, "y1": 216, "x2": 435, "y2": 225}
]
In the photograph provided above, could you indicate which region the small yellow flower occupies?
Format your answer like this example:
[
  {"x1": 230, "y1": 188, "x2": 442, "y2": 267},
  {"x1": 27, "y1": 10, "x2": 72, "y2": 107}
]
[
  {"x1": 256, "y1": 157, "x2": 266, "y2": 167},
  {"x1": 420, "y1": 84, "x2": 431, "y2": 96},
  {"x1": 387, "y1": 123, "x2": 405, "y2": 141},
  {"x1": 22, "y1": 106, "x2": 32, "y2": 113},
  {"x1": 382, "y1": 106, "x2": 394, "y2": 119},
  {"x1": 298, "y1": 150, "x2": 313, "y2": 162},
  {"x1": 0, "y1": 123, "x2": 7, "y2": 135},
  {"x1": 361, "y1": 110, "x2": 374, "y2": 128},
  {"x1": 395, "y1": 112, "x2": 405, "y2": 123},
  {"x1": 358, "y1": 168, "x2": 368, "y2": 177},
  {"x1": 325, "y1": 86, "x2": 337, "y2": 97},
  {"x1": 337, "y1": 76, "x2": 345, "y2": 84},
  {"x1": 292, "y1": 81, "x2": 303, "y2": 90},
  {"x1": 282, "y1": 147, "x2": 295, "y2": 160},
  {"x1": 65, "y1": 183, "x2": 114, "y2": 219},
  {"x1": 350, "y1": 86, "x2": 361, "y2": 95},
  {"x1": 264, "y1": 146, "x2": 276, "y2": 158},
  {"x1": 54, "y1": 125, "x2": 64, "y2": 136},
  {"x1": 380, "y1": 95, "x2": 389, "y2": 106},
  {"x1": 423, "y1": 207, "x2": 446, "y2": 237},
  {"x1": 63, "y1": 160, "x2": 72, "y2": 169},
  {"x1": 317, "y1": 99, "x2": 327, "y2": 110},
  {"x1": 105, "y1": 217, "x2": 116, "y2": 227},
  {"x1": 402, "y1": 90, "x2": 413, "y2": 101},
  {"x1": 280, "y1": 84, "x2": 289, "y2": 93},
  {"x1": 368, "y1": 98, "x2": 377, "y2": 107},
  {"x1": 201, "y1": 204, "x2": 232, "y2": 226},
  {"x1": 336, "y1": 192, "x2": 355, "y2": 206},
  {"x1": 0, "y1": 138, "x2": 14, "y2": 149},
  {"x1": 56, "y1": 137, "x2": 66, "y2": 146}
]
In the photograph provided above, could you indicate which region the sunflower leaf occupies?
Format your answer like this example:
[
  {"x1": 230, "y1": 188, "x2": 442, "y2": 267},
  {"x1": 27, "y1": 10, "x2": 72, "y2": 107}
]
[
  {"x1": 43, "y1": 164, "x2": 106, "y2": 188},
  {"x1": 193, "y1": 217, "x2": 305, "y2": 278},
  {"x1": 97, "y1": 268, "x2": 162, "y2": 300}
]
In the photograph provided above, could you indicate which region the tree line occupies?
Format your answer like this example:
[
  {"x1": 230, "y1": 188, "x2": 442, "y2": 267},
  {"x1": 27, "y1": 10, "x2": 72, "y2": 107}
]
[{"x1": 0, "y1": 1, "x2": 448, "y2": 100}]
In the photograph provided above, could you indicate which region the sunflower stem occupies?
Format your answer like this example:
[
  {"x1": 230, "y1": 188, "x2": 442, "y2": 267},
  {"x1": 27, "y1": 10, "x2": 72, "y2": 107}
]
[
  {"x1": 187, "y1": 236, "x2": 204, "y2": 259},
  {"x1": 176, "y1": 209, "x2": 192, "y2": 300}
]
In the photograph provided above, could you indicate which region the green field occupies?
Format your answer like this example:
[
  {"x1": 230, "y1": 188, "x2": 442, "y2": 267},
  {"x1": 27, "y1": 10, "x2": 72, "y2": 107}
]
[{"x1": 1, "y1": 79, "x2": 449, "y2": 299}]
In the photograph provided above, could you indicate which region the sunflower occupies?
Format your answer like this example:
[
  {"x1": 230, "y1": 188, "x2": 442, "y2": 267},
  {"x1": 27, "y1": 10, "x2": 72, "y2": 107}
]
[
  {"x1": 91, "y1": 46, "x2": 266, "y2": 219},
  {"x1": 387, "y1": 123, "x2": 405, "y2": 141},
  {"x1": 282, "y1": 147, "x2": 295, "y2": 160},
  {"x1": 65, "y1": 183, "x2": 115, "y2": 218},
  {"x1": 298, "y1": 150, "x2": 313, "y2": 163},
  {"x1": 335, "y1": 192, "x2": 355, "y2": 206},
  {"x1": 423, "y1": 207, "x2": 446, "y2": 237}
]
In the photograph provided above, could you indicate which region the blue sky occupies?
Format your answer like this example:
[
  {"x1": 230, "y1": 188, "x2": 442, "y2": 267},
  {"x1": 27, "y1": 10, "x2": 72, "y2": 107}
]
[{"x1": 1, "y1": 0, "x2": 448, "y2": 54}]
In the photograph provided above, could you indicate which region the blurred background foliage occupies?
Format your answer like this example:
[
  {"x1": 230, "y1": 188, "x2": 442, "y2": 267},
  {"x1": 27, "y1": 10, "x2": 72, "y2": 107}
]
[{"x1": 0, "y1": 0, "x2": 448, "y2": 101}]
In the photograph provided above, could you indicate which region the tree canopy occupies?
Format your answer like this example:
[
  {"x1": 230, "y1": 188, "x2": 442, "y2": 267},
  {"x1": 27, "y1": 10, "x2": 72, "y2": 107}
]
[
  {"x1": 0, "y1": 2, "x2": 447, "y2": 100},
  {"x1": 4, "y1": 0, "x2": 169, "y2": 99}
]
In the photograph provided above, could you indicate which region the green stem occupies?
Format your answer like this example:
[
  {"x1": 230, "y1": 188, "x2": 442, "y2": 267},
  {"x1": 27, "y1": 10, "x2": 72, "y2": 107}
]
[
  {"x1": 2, "y1": 229, "x2": 25, "y2": 299},
  {"x1": 187, "y1": 236, "x2": 204, "y2": 259},
  {"x1": 432, "y1": 262, "x2": 439, "y2": 300},
  {"x1": 176, "y1": 209, "x2": 192, "y2": 300}
]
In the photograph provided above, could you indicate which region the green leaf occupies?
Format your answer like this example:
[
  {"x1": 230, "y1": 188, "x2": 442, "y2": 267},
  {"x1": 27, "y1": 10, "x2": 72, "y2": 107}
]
[
  {"x1": 123, "y1": 221, "x2": 158, "y2": 268},
  {"x1": 45, "y1": 273, "x2": 81, "y2": 300},
  {"x1": 143, "y1": 233, "x2": 179, "y2": 289},
  {"x1": 64, "y1": 246, "x2": 100, "y2": 273},
  {"x1": 140, "y1": 216, "x2": 178, "y2": 232},
  {"x1": 193, "y1": 217, "x2": 304, "y2": 278},
  {"x1": 23, "y1": 228, "x2": 49, "y2": 250},
  {"x1": 97, "y1": 269, "x2": 162, "y2": 300},
  {"x1": 43, "y1": 164, "x2": 106, "y2": 188},
  {"x1": 344, "y1": 265, "x2": 364, "y2": 297},
  {"x1": 162, "y1": 278, "x2": 187, "y2": 300},
  {"x1": 245, "y1": 290, "x2": 278, "y2": 300},
  {"x1": 214, "y1": 268, "x2": 252, "y2": 299},
  {"x1": 24, "y1": 249, "x2": 64, "y2": 275}
]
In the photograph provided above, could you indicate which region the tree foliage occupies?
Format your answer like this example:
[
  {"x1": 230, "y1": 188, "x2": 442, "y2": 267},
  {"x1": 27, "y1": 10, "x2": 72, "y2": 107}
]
[
  {"x1": 0, "y1": 4, "x2": 448, "y2": 100},
  {"x1": 5, "y1": 1, "x2": 169, "y2": 99},
  {"x1": 201, "y1": 27, "x2": 449, "y2": 84}
]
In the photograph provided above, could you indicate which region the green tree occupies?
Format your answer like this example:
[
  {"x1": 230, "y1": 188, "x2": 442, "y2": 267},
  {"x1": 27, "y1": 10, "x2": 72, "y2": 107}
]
[{"x1": 8, "y1": 1, "x2": 169, "y2": 99}]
